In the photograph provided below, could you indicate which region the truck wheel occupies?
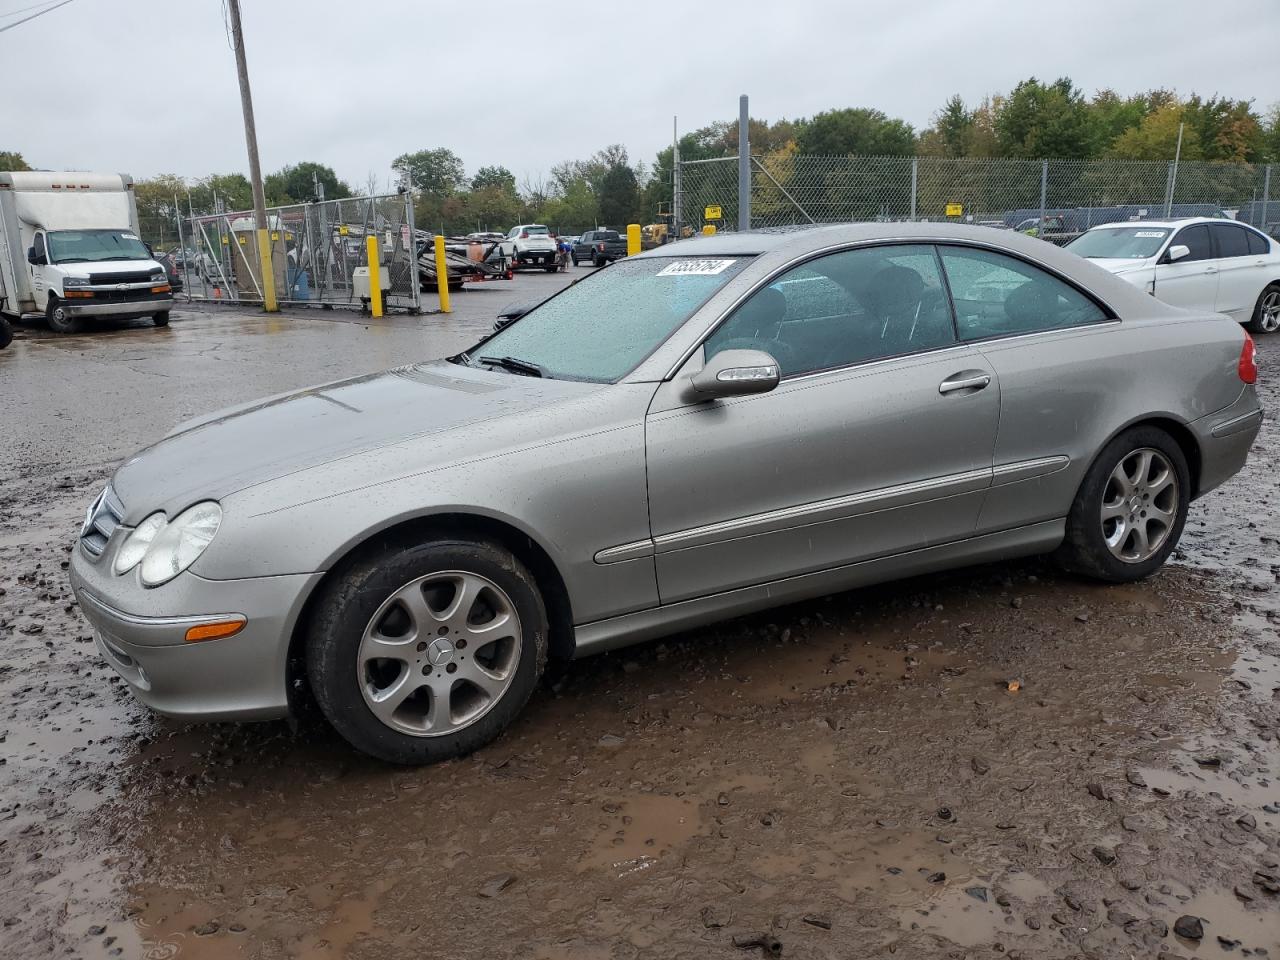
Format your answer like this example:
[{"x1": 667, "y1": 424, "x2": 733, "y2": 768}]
[
  {"x1": 45, "y1": 298, "x2": 80, "y2": 334},
  {"x1": 153, "y1": 311, "x2": 171, "y2": 327},
  {"x1": 544, "y1": 264, "x2": 558, "y2": 273},
  {"x1": 593, "y1": 255, "x2": 604, "y2": 268},
  {"x1": 0, "y1": 316, "x2": 12, "y2": 349},
  {"x1": 571, "y1": 256, "x2": 580, "y2": 267}
]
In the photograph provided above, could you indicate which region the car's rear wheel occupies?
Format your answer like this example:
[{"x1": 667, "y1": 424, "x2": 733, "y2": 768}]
[
  {"x1": 45, "y1": 298, "x2": 79, "y2": 334},
  {"x1": 307, "y1": 537, "x2": 548, "y2": 764},
  {"x1": 1056, "y1": 426, "x2": 1190, "y2": 583},
  {"x1": 1246, "y1": 283, "x2": 1280, "y2": 334},
  {"x1": 571, "y1": 256, "x2": 580, "y2": 266}
]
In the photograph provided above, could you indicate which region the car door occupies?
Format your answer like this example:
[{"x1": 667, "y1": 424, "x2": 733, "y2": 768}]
[
  {"x1": 644, "y1": 243, "x2": 1000, "y2": 604},
  {"x1": 28, "y1": 230, "x2": 48, "y2": 305},
  {"x1": 1208, "y1": 222, "x2": 1259, "y2": 320},
  {"x1": 1152, "y1": 223, "x2": 1217, "y2": 312},
  {"x1": 932, "y1": 244, "x2": 1120, "y2": 534}
]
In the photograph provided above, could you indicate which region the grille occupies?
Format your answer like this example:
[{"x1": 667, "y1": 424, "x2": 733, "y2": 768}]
[
  {"x1": 80, "y1": 486, "x2": 125, "y2": 558},
  {"x1": 88, "y1": 270, "x2": 154, "y2": 285}
]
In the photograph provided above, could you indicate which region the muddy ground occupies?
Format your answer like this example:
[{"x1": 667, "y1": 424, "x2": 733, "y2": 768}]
[{"x1": 0, "y1": 305, "x2": 1276, "y2": 960}]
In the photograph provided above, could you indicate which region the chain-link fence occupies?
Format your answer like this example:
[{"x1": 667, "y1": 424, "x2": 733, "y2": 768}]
[
  {"x1": 678, "y1": 156, "x2": 1275, "y2": 245},
  {"x1": 177, "y1": 193, "x2": 420, "y2": 311}
]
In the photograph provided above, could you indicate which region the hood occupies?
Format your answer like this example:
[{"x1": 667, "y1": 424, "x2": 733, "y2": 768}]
[
  {"x1": 1080, "y1": 257, "x2": 1153, "y2": 276},
  {"x1": 111, "y1": 360, "x2": 598, "y2": 520},
  {"x1": 52, "y1": 258, "x2": 163, "y2": 278}
]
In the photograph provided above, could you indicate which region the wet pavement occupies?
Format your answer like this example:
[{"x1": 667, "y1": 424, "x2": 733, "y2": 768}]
[{"x1": 0, "y1": 297, "x2": 1276, "y2": 959}]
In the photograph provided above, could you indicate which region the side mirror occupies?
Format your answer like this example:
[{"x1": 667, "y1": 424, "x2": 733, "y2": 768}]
[
  {"x1": 493, "y1": 298, "x2": 542, "y2": 331},
  {"x1": 27, "y1": 246, "x2": 45, "y2": 266},
  {"x1": 1165, "y1": 244, "x2": 1190, "y2": 263},
  {"x1": 685, "y1": 348, "x2": 780, "y2": 401}
]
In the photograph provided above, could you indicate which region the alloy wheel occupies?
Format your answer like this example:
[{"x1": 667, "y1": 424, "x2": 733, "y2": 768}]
[
  {"x1": 1100, "y1": 448, "x2": 1179, "y2": 563},
  {"x1": 357, "y1": 570, "x2": 522, "y2": 736},
  {"x1": 1259, "y1": 290, "x2": 1280, "y2": 333}
]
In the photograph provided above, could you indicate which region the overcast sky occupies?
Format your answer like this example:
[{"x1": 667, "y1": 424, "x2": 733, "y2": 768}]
[{"x1": 4, "y1": 0, "x2": 1277, "y2": 189}]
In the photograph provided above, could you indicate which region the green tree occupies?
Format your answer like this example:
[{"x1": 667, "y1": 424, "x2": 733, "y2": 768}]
[
  {"x1": 188, "y1": 173, "x2": 253, "y2": 214},
  {"x1": 393, "y1": 148, "x2": 465, "y2": 195},
  {"x1": 1263, "y1": 103, "x2": 1280, "y2": 162},
  {"x1": 470, "y1": 165, "x2": 517, "y2": 194},
  {"x1": 1108, "y1": 103, "x2": 1204, "y2": 161},
  {"x1": 995, "y1": 77, "x2": 1093, "y2": 158},
  {"x1": 1182, "y1": 95, "x2": 1264, "y2": 162},
  {"x1": 796, "y1": 107, "x2": 915, "y2": 156},
  {"x1": 541, "y1": 176, "x2": 600, "y2": 234},
  {"x1": 918, "y1": 95, "x2": 975, "y2": 158},
  {"x1": 264, "y1": 162, "x2": 351, "y2": 204},
  {"x1": 0, "y1": 151, "x2": 31, "y2": 171},
  {"x1": 597, "y1": 161, "x2": 639, "y2": 227}
]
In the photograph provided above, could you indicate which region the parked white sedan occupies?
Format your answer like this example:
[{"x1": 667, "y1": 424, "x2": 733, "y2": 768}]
[{"x1": 1066, "y1": 217, "x2": 1280, "y2": 333}]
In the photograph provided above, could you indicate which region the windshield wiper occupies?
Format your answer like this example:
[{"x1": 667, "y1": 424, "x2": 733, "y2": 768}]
[
  {"x1": 99, "y1": 255, "x2": 138, "y2": 261},
  {"x1": 476, "y1": 355, "x2": 547, "y2": 378},
  {"x1": 54, "y1": 256, "x2": 90, "y2": 262}
]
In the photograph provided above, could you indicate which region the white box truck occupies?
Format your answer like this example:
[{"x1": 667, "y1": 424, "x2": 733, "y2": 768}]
[{"x1": 0, "y1": 172, "x2": 173, "y2": 334}]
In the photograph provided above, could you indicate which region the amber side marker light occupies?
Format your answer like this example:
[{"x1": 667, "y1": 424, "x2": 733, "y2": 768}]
[
  {"x1": 184, "y1": 618, "x2": 246, "y2": 643},
  {"x1": 151, "y1": 284, "x2": 171, "y2": 294}
]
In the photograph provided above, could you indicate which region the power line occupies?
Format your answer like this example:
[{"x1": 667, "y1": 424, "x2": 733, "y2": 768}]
[
  {"x1": 0, "y1": 0, "x2": 76, "y2": 32},
  {"x1": 0, "y1": 0, "x2": 63, "y2": 17}
]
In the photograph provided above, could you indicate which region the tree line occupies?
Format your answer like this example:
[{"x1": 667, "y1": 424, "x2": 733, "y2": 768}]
[{"x1": 4, "y1": 77, "x2": 1279, "y2": 244}]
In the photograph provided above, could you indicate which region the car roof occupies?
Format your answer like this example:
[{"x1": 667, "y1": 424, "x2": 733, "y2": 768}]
[{"x1": 1083, "y1": 216, "x2": 1239, "y2": 232}]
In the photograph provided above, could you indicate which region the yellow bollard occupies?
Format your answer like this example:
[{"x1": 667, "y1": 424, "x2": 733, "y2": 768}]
[
  {"x1": 702, "y1": 224, "x2": 717, "y2": 236},
  {"x1": 366, "y1": 235, "x2": 382, "y2": 318},
  {"x1": 434, "y1": 235, "x2": 451, "y2": 314},
  {"x1": 626, "y1": 223, "x2": 641, "y2": 256},
  {"x1": 257, "y1": 228, "x2": 278, "y2": 312}
]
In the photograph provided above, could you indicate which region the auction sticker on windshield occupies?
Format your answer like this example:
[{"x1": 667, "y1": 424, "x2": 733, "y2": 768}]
[
  {"x1": 656, "y1": 259, "x2": 738, "y2": 277},
  {"x1": 1135, "y1": 231, "x2": 1165, "y2": 237}
]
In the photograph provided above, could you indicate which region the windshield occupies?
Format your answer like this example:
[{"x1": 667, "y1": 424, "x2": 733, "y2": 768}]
[
  {"x1": 469, "y1": 256, "x2": 753, "y2": 382},
  {"x1": 1067, "y1": 226, "x2": 1170, "y2": 259},
  {"x1": 47, "y1": 229, "x2": 151, "y2": 264},
  {"x1": 523, "y1": 226, "x2": 550, "y2": 235}
]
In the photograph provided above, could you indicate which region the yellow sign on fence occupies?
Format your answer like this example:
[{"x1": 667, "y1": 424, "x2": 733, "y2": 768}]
[
  {"x1": 945, "y1": 202, "x2": 964, "y2": 218},
  {"x1": 704, "y1": 204, "x2": 722, "y2": 220},
  {"x1": 339, "y1": 225, "x2": 349, "y2": 236}
]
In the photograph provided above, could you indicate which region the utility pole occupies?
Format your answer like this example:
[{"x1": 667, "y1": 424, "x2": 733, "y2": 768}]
[
  {"x1": 1165, "y1": 122, "x2": 1185, "y2": 218},
  {"x1": 738, "y1": 95, "x2": 750, "y2": 232},
  {"x1": 227, "y1": 0, "x2": 277, "y2": 311}
]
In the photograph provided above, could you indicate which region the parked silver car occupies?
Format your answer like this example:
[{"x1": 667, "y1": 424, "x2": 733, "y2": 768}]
[{"x1": 69, "y1": 224, "x2": 1263, "y2": 764}]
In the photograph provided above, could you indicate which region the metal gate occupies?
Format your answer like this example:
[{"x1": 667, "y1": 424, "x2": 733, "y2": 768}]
[{"x1": 177, "y1": 193, "x2": 420, "y2": 311}]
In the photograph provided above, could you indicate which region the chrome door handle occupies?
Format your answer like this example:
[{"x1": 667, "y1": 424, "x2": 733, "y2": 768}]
[
  {"x1": 938, "y1": 373, "x2": 991, "y2": 394},
  {"x1": 1204, "y1": 267, "x2": 1217, "y2": 274}
]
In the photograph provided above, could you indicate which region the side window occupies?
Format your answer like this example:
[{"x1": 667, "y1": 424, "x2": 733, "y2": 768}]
[
  {"x1": 1172, "y1": 224, "x2": 1213, "y2": 262},
  {"x1": 938, "y1": 246, "x2": 1107, "y2": 341},
  {"x1": 32, "y1": 233, "x2": 47, "y2": 260},
  {"x1": 1212, "y1": 224, "x2": 1250, "y2": 259},
  {"x1": 705, "y1": 244, "x2": 954, "y2": 378},
  {"x1": 1246, "y1": 229, "x2": 1270, "y2": 255}
]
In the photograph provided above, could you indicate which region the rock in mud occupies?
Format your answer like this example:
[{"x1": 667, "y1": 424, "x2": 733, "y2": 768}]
[
  {"x1": 477, "y1": 873, "x2": 517, "y2": 898},
  {"x1": 1172, "y1": 914, "x2": 1203, "y2": 940},
  {"x1": 801, "y1": 914, "x2": 832, "y2": 930}
]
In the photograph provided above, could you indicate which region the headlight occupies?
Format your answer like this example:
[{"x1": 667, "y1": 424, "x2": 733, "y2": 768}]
[
  {"x1": 63, "y1": 276, "x2": 89, "y2": 288},
  {"x1": 150, "y1": 269, "x2": 166, "y2": 281},
  {"x1": 113, "y1": 511, "x2": 166, "y2": 574},
  {"x1": 112, "y1": 502, "x2": 222, "y2": 587}
]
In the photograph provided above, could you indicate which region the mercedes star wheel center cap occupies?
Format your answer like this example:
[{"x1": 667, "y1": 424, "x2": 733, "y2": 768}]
[{"x1": 427, "y1": 637, "x2": 455, "y2": 666}]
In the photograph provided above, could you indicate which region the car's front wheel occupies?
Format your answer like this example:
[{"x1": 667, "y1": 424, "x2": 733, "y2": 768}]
[
  {"x1": 45, "y1": 297, "x2": 79, "y2": 334},
  {"x1": 153, "y1": 311, "x2": 170, "y2": 327},
  {"x1": 1056, "y1": 426, "x2": 1190, "y2": 582},
  {"x1": 1246, "y1": 283, "x2": 1280, "y2": 334},
  {"x1": 307, "y1": 537, "x2": 547, "y2": 764}
]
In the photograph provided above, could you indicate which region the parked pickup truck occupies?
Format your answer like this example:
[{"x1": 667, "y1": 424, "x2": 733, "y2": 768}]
[{"x1": 572, "y1": 230, "x2": 628, "y2": 267}]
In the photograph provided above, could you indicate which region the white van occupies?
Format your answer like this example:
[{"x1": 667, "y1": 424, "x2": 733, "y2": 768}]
[{"x1": 0, "y1": 172, "x2": 173, "y2": 333}]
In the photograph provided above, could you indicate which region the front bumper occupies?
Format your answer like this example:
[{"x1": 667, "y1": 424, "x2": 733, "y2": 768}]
[
  {"x1": 69, "y1": 543, "x2": 320, "y2": 722},
  {"x1": 63, "y1": 295, "x2": 173, "y2": 319}
]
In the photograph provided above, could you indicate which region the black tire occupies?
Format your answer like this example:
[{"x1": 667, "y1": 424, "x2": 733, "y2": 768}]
[
  {"x1": 1245, "y1": 282, "x2": 1280, "y2": 335},
  {"x1": 593, "y1": 255, "x2": 604, "y2": 268},
  {"x1": 306, "y1": 537, "x2": 548, "y2": 765},
  {"x1": 153, "y1": 311, "x2": 170, "y2": 327},
  {"x1": 1055, "y1": 425, "x2": 1190, "y2": 583},
  {"x1": 544, "y1": 264, "x2": 558, "y2": 273},
  {"x1": 45, "y1": 298, "x2": 79, "y2": 334},
  {"x1": 0, "y1": 316, "x2": 11, "y2": 350},
  {"x1": 571, "y1": 256, "x2": 580, "y2": 267}
]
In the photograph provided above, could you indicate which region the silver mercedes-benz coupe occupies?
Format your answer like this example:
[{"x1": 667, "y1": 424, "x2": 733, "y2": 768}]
[{"x1": 70, "y1": 223, "x2": 1263, "y2": 763}]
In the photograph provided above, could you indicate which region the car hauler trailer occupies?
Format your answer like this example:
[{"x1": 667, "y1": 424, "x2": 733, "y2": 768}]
[{"x1": 0, "y1": 172, "x2": 173, "y2": 334}]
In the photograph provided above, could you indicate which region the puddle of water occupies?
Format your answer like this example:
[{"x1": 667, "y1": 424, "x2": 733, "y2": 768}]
[
  {"x1": 1137, "y1": 761, "x2": 1279, "y2": 809},
  {"x1": 578, "y1": 794, "x2": 701, "y2": 876},
  {"x1": 1165, "y1": 887, "x2": 1280, "y2": 951}
]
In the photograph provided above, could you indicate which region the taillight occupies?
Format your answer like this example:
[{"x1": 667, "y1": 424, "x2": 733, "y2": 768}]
[
  {"x1": 1238, "y1": 332, "x2": 1258, "y2": 384},
  {"x1": 597, "y1": 242, "x2": 605, "y2": 252},
  {"x1": 520, "y1": 231, "x2": 529, "y2": 239}
]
